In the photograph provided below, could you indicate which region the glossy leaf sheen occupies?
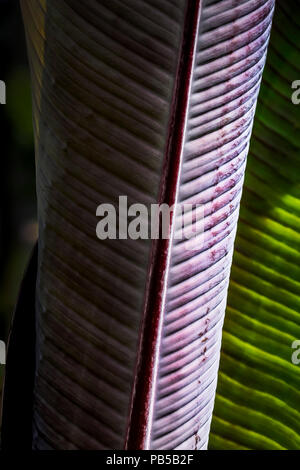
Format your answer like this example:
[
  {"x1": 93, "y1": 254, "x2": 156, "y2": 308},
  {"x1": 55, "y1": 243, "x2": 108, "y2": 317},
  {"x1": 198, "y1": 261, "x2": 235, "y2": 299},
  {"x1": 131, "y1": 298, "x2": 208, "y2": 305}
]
[
  {"x1": 150, "y1": 0, "x2": 275, "y2": 451},
  {"x1": 19, "y1": 0, "x2": 274, "y2": 449}
]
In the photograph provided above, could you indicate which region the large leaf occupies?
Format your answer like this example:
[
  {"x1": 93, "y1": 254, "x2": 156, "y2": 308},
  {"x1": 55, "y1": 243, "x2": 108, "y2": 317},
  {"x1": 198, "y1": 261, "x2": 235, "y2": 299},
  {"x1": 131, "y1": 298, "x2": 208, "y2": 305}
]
[
  {"x1": 2, "y1": 0, "x2": 274, "y2": 449},
  {"x1": 209, "y1": 0, "x2": 300, "y2": 450}
]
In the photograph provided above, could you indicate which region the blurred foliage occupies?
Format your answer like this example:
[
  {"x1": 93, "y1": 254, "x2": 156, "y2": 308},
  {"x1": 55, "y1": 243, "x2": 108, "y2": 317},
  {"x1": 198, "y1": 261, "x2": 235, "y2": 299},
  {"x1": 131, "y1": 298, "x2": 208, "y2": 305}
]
[{"x1": 0, "y1": 0, "x2": 36, "y2": 399}]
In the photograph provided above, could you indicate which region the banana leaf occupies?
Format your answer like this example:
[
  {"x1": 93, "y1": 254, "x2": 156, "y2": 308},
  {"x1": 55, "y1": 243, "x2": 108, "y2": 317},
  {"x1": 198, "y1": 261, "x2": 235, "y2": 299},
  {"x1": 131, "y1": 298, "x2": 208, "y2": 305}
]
[
  {"x1": 0, "y1": 0, "x2": 280, "y2": 450},
  {"x1": 210, "y1": 0, "x2": 300, "y2": 450}
]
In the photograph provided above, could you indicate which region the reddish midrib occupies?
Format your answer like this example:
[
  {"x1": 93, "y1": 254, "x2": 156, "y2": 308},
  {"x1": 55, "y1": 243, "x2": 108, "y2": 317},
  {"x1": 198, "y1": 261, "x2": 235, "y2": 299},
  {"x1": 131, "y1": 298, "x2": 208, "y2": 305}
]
[{"x1": 125, "y1": 0, "x2": 202, "y2": 450}]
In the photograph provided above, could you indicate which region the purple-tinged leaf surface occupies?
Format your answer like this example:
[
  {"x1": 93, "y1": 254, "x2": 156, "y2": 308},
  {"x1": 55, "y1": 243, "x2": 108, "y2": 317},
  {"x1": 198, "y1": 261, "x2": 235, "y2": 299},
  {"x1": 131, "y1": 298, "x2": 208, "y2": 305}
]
[{"x1": 5, "y1": 0, "x2": 275, "y2": 449}]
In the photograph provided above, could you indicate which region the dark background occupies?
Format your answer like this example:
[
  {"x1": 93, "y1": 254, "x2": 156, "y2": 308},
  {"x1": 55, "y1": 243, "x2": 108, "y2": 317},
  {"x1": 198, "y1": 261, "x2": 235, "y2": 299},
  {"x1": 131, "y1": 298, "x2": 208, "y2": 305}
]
[{"x1": 0, "y1": 0, "x2": 36, "y2": 397}]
